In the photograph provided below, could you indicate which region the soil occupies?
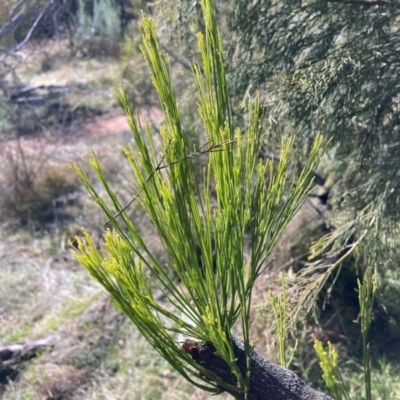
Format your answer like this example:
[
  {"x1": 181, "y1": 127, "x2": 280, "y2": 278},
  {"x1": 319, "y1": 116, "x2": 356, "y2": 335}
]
[
  {"x1": 0, "y1": 107, "x2": 163, "y2": 161},
  {"x1": 64, "y1": 107, "x2": 163, "y2": 144}
]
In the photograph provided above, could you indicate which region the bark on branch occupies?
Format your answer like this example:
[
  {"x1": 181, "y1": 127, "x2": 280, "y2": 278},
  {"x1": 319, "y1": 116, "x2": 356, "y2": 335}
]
[
  {"x1": 327, "y1": 0, "x2": 400, "y2": 10},
  {"x1": 190, "y1": 337, "x2": 333, "y2": 400}
]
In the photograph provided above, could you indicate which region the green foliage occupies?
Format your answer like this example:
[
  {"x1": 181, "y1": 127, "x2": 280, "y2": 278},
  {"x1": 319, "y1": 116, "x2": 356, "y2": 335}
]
[
  {"x1": 358, "y1": 268, "x2": 379, "y2": 400},
  {"x1": 269, "y1": 274, "x2": 297, "y2": 368},
  {"x1": 230, "y1": 0, "x2": 400, "y2": 284},
  {"x1": 72, "y1": 0, "x2": 323, "y2": 395},
  {"x1": 314, "y1": 268, "x2": 379, "y2": 400},
  {"x1": 165, "y1": 0, "x2": 400, "y2": 320},
  {"x1": 314, "y1": 339, "x2": 350, "y2": 400}
]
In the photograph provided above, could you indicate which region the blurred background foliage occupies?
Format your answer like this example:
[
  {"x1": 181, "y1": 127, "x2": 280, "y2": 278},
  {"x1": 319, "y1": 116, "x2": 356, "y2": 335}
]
[{"x1": 1, "y1": 0, "x2": 400, "y2": 399}]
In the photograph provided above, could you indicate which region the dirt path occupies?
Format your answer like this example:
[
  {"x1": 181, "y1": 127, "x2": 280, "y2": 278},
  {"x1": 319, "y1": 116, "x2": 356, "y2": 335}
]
[
  {"x1": 63, "y1": 106, "x2": 163, "y2": 144},
  {"x1": 0, "y1": 107, "x2": 163, "y2": 164}
]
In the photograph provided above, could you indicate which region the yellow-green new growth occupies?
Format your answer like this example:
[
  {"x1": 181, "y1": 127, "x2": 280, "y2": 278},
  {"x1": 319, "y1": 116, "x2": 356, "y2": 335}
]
[
  {"x1": 314, "y1": 339, "x2": 350, "y2": 400},
  {"x1": 71, "y1": 0, "x2": 324, "y2": 396}
]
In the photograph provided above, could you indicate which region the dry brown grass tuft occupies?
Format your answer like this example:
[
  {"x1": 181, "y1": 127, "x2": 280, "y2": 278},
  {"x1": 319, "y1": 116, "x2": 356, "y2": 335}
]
[
  {"x1": 0, "y1": 157, "x2": 80, "y2": 226},
  {"x1": 34, "y1": 364, "x2": 86, "y2": 400}
]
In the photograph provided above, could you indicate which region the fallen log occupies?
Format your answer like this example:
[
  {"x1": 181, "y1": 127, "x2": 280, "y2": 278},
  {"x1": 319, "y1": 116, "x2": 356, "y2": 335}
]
[{"x1": 0, "y1": 336, "x2": 54, "y2": 384}]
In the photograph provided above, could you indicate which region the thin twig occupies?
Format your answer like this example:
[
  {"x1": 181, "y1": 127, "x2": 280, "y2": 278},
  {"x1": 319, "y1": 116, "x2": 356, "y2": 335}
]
[
  {"x1": 9, "y1": 0, "x2": 27, "y2": 18},
  {"x1": 158, "y1": 139, "x2": 236, "y2": 170},
  {"x1": 14, "y1": 1, "x2": 51, "y2": 52},
  {"x1": 105, "y1": 139, "x2": 236, "y2": 225},
  {"x1": 160, "y1": 44, "x2": 192, "y2": 71},
  {"x1": 105, "y1": 152, "x2": 168, "y2": 225}
]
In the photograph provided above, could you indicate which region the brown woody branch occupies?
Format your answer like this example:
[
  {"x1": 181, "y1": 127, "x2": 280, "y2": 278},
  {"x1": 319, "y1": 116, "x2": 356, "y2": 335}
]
[
  {"x1": 187, "y1": 337, "x2": 333, "y2": 400},
  {"x1": 327, "y1": 0, "x2": 400, "y2": 10}
]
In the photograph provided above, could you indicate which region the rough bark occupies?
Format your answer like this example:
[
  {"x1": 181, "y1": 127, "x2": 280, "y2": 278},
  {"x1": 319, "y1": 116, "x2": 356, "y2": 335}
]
[{"x1": 190, "y1": 337, "x2": 333, "y2": 400}]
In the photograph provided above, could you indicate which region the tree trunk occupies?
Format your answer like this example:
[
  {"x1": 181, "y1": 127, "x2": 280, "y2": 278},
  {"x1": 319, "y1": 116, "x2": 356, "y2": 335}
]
[{"x1": 189, "y1": 337, "x2": 333, "y2": 400}]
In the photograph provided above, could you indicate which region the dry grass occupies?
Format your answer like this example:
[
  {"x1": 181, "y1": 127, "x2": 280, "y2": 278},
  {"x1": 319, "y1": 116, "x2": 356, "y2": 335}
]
[
  {"x1": 0, "y1": 203, "x2": 222, "y2": 400},
  {"x1": 0, "y1": 158, "x2": 80, "y2": 226}
]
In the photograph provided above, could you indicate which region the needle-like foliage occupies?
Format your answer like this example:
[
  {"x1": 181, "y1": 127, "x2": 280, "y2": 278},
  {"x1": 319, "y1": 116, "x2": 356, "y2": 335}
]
[
  {"x1": 166, "y1": 0, "x2": 400, "y2": 323},
  {"x1": 71, "y1": 0, "x2": 323, "y2": 395}
]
